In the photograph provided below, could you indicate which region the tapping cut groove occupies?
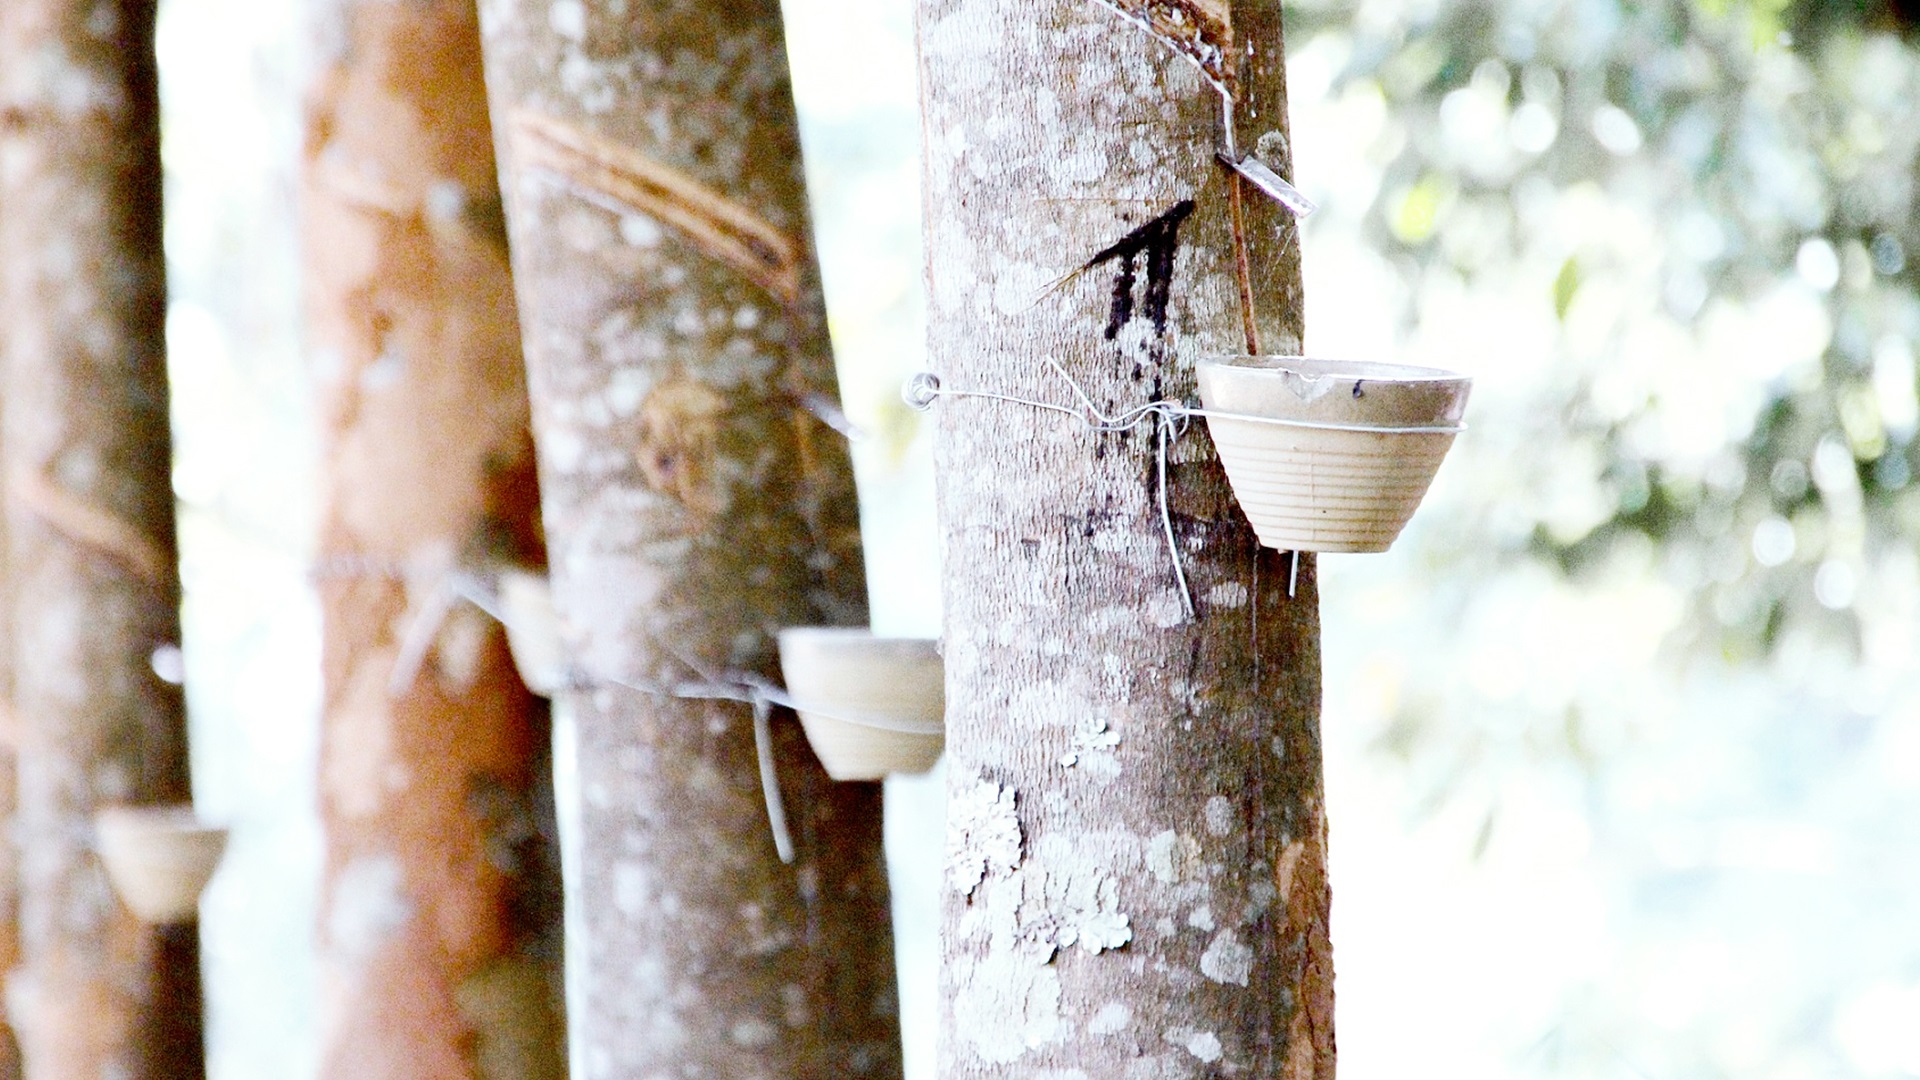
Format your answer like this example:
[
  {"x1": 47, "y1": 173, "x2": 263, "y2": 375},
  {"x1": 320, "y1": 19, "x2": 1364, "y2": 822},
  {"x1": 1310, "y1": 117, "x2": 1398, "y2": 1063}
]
[
  {"x1": 509, "y1": 109, "x2": 802, "y2": 304},
  {"x1": 8, "y1": 468, "x2": 171, "y2": 584},
  {"x1": 1086, "y1": 0, "x2": 1236, "y2": 95}
]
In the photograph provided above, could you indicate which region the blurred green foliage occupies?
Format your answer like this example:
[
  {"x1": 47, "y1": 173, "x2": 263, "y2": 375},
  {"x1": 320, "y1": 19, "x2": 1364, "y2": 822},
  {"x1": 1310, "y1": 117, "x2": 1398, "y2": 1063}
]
[{"x1": 1286, "y1": 0, "x2": 1920, "y2": 660}]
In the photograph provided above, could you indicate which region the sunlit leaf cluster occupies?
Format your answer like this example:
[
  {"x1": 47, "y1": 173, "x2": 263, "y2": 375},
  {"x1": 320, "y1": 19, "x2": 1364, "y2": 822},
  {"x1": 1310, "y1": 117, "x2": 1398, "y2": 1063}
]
[{"x1": 1288, "y1": 0, "x2": 1920, "y2": 659}]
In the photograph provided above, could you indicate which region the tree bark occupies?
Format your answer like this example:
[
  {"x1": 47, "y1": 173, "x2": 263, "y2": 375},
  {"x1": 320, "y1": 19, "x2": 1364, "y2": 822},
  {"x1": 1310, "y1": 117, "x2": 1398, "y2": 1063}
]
[
  {"x1": 304, "y1": 2, "x2": 565, "y2": 1077},
  {"x1": 916, "y1": 2, "x2": 1333, "y2": 1076},
  {"x1": 0, "y1": 1, "x2": 200, "y2": 1077},
  {"x1": 476, "y1": 1, "x2": 902, "y2": 1077},
  {"x1": 0, "y1": 495, "x2": 20, "y2": 1080}
]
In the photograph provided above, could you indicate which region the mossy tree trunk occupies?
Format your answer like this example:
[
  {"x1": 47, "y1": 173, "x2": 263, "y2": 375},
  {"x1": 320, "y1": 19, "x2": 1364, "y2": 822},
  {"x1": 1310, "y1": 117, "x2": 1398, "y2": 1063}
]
[
  {"x1": 0, "y1": 1, "x2": 200, "y2": 1076},
  {"x1": 915, "y1": 1, "x2": 1334, "y2": 1076},
  {"x1": 304, "y1": 1, "x2": 565, "y2": 1077},
  {"x1": 477, "y1": 1, "x2": 902, "y2": 1077}
]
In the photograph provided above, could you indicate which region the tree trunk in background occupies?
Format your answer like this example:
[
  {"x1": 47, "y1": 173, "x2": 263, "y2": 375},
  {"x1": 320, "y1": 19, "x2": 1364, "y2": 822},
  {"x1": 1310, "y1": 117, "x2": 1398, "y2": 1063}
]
[
  {"x1": 916, "y1": 1, "x2": 1333, "y2": 1076},
  {"x1": 0, "y1": 540, "x2": 21, "y2": 1080},
  {"x1": 0, "y1": 718, "x2": 17, "y2": 1080},
  {"x1": 477, "y1": 1, "x2": 902, "y2": 1076},
  {"x1": 0, "y1": 490, "x2": 19, "y2": 1080},
  {"x1": 0, "y1": 1, "x2": 200, "y2": 1077},
  {"x1": 304, "y1": 2, "x2": 565, "y2": 1077}
]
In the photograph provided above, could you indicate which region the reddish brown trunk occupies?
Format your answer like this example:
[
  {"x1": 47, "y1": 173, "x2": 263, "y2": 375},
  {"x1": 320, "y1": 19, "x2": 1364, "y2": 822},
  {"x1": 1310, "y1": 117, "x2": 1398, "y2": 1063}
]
[
  {"x1": 0, "y1": 1, "x2": 199, "y2": 1077},
  {"x1": 305, "y1": 2, "x2": 563, "y2": 1077}
]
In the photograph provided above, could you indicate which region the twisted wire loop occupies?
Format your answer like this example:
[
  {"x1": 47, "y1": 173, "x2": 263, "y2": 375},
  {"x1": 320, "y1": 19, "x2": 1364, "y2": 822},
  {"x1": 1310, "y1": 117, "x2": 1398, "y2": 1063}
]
[
  {"x1": 907, "y1": 358, "x2": 1203, "y2": 615},
  {"x1": 425, "y1": 573, "x2": 937, "y2": 864}
]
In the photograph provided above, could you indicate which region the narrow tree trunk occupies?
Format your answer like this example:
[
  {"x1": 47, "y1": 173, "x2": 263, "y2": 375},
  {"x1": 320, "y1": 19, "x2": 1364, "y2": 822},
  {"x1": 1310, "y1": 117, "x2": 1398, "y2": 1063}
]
[
  {"x1": 0, "y1": 565, "x2": 22, "y2": 1080},
  {"x1": 0, "y1": 1, "x2": 199, "y2": 1077},
  {"x1": 916, "y1": 2, "x2": 1333, "y2": 1076},
  {"x1": 0, "y1": 511, "x2": 21, "y2": 1080},
  {"x1": 0, "y1": 732, "x2": 18, "y2": 1080},
  {"x1": 304, "y1": 2, "x2": 565, "y2": 1077},
  {"x1": 477, "y1": 2, "x2": 903, "y2": 1076}
]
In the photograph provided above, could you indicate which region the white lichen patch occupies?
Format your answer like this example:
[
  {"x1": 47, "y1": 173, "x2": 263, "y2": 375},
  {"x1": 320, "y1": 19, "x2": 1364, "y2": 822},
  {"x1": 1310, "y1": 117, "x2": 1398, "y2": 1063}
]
[
  {"x1": 1186, "y1": 904, "x2": 1214, "y2": 931},
  {"x1": 735, "y1": 900, "x2": 795, "y2": 957},
  {"x1": 1185, "y1": 1031, "x2": 1224, "y2": 1062},
  {"x1": 1245, "y1": 875, "x2": 1279, "y2": 920},
  {"x1": 1089, "y1": 1001, "x2": 1132, "y2": 1035},
  {"x1": 325, "y1": 855, "x2": 413, "y2": 962},
  {"x1": 1205, "y1": 581, "x2": 1249, "y2": 608},
  {"x1": 947, "y1": 775, "x2": 1022, "y2": 896},
  {"x1": 781, "y1": 983, "x2": 809, "y2": 1027},
  {"x1": 1022, "y1": 833, "x2": 1133, "y2": 954},
  {"x1": 548, "y1": 0, "x2": 587, "y2": 40},
  {"x1": 1059, "y1": 897, "x2": 1133, "y2": 954},
  {"x1": 1146, "y1": 829, "x2": 1204, "y2": 885},
  {"x1": 617, "y1": 213, "x2": 662, "y2": 247},
  {"x1": 1146, "y1": 590, "x2": 1187, "y2": 628},
  {"x1": 611, "y1": 860, "x2": 647, "y2": 916},
  {"x1": 728, "y1": 1016, "x2": 778, "y2": 1048},
  {"x1": 950, "y1": 824, "x2": 1143, "y2": 1065},
  {"x1": 1254, "y1": 129, "x2": 1292, "y2": 166},
  {"x1": 953, "y1": 934, "x2": 1062, "y2": 1065},
  {"x1": 1058, "y1": 715, "x2": 1120, "y2": 776},
  {"x1": 1204, "y1": 795, "x2": 1236, "y2": 836},
  {"x1": 1199, "y1": 928, "x2": 1253, "y2": 987},
  {"x1": 1275, "y1": 838, "x2": 1307, "y2": 901}
]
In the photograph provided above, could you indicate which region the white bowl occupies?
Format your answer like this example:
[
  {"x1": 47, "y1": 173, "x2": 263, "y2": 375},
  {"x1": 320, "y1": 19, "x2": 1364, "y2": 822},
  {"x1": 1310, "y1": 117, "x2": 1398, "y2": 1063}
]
[
  {"x1": 775, "y1": 628, "x2": 943, "y2": 781},
  {"x1": 1197, "y1": 357, "x2": 1471, "y2": 553},
  {"x1": 498, "y1": 569, "x2": 566, "y2": 696},
  {"x1": 95, "y1": 806, "x2": 228, "y2": 924}
]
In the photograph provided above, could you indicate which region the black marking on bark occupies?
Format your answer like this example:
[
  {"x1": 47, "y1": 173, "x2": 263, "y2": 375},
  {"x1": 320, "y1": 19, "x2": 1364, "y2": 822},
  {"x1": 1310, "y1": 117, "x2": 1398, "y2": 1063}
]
[
  {"x1": 1110, "y1": 252, "x2": 1137, "y2": 334},
  {"x1": 1184, "y1": 635, "x2": 1204, "y2": 717},
  {"x1": 1074, "y1": 199, "x2": 1195, "y2": 340}
]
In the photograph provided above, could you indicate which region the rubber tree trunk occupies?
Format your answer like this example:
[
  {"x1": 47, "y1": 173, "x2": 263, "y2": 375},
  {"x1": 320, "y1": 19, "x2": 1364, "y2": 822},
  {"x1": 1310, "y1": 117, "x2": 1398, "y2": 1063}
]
[
  {"x1": 916, "y1": 2, "x2": 1334, "y2": 1076},
  {"x1": 304, "y1": 2, "x2": 565, "y2": 1077},
  {"x1": 477, "y1": 1, "x2": 902, "y2": 1076},
  {"x1": 0, "y1": 1, "x2": 201, "y2": 1077},
  {"x1": 0, "y1": 714, "x2": 16, "y2": 1080},
  {"x1": 0, "y1": 519, "x2": 20, "y2": 1080},
  {"x1": 0, "y1": 545, "x2": 23, "y2": 1080}
]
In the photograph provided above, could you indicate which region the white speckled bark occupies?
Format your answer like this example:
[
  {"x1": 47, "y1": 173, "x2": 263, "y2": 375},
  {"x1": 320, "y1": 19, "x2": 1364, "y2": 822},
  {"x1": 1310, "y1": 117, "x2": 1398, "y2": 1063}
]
[
  {"x1": 476, "y1": 1, "x2": 902, "y2": 1077},
  {"x1": 915, "y1": 2, "x2": 1333, "y2": 1076}
]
